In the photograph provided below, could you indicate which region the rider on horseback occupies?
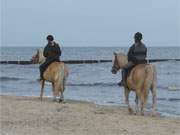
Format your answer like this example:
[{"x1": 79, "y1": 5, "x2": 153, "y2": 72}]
[
  {"x1": 39, "y1": 35, "x2": 61, "y2": 80},
  {"x1": 118, "y1": 32, "x2": 147, "y2": 86}
]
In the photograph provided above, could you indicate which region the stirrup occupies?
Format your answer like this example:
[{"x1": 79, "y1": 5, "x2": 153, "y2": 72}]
[
  {"x1": 37, "y1": 78, "x2": 44, "y2": 82},
  {"x1": 118, "y1": 80, "x2": 124, "y2": 86}
]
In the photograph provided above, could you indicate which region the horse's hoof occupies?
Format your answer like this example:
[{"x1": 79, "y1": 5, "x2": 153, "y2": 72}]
[
  {"x1": 117, "y1": 81, "x2": 124, "y2": 87},
  {"x1": 39, "y1": 97, "x2": 43, "y2": 101},
  {"x1": 151, "y1": 112, "x2": 157, "y2": 117},
  {"x1": 128, "y1": 108, "x2": 134, "y2": 114},
  {"x1": 59, "y1": 99, "x2": 64, "y2": 103},
  {"x1": 53, "y1": 99, "x2": 57, "y2": 102}
]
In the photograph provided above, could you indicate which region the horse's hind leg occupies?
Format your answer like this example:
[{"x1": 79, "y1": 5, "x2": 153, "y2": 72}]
[
  {"x1": 59, "y1": 88, "x2": 64, "y2": 103},
  {"x1": 151, "y1": 84, "x2": 157, "y2": 116},
  {"x1": 59, "y1": 92, "x2": 64, "y2": 103},
  {"x1": 140, "y1": 88, "x2": 149, "y2": 116},
  {"x1": 59, "y1": 80, "x2": 65, "y2": 103},
  {"x1": 59, "y1": 78, "x2": 66, "y2": 102},
  {"x1": 140, "y1": 99, "x2": 145, "y2": 115},
  {"x1": 140, "y1": 93, "x2": 146, "y2": 116},
  {"x1": 151, "y1": 65, "x2": 157, "y2": 116},
  {"x1": 135, "y1": 93, "x2": 139, "y2": 115},
  {"x1": 124, "y1": 88, "x2": 133, "y2": 114}
]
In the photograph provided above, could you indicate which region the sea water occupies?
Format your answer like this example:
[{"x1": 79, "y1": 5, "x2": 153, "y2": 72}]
[{"x1": 0, "y1": 46, "x2": 180, "y2": 117}]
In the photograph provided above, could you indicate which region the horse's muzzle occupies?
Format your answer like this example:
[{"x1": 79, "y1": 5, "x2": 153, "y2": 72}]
[{"x1": 111, "y1": 68, "x2": 117, "y2": 74}]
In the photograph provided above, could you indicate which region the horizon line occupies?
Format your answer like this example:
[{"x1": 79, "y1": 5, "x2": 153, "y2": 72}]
[{"x1": 1, "y1": 45, "x2": 180, "y2": 48}]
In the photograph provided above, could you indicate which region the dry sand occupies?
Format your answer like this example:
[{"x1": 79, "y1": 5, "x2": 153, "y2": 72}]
[{"x1": 0, "y1": 95, "x2": 180, "y2": 135}]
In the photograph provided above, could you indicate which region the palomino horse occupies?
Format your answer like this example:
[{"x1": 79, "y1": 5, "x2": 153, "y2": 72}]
[
  {"x1": 31, "y1": 48, "x2": 69, "y2": 102},
  {"x1": 111, "y1": 52, "x2": 157, "y2": 115}
]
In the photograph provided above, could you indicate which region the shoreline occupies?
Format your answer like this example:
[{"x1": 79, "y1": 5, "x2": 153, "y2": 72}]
[
  {"x1": 1, "y1": 95, "x2": 180, "y2": 135},
  {"x1": 1, "y1": 94, "x2": 179, "y2": 118},
  {"x1": 1, "y1": 94, "x2": 180, "y2": 118}
]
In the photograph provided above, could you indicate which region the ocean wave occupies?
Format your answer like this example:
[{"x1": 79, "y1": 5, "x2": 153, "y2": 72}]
[
  {"x1": 157, "y1": 98, "x2": 180, "y2": 102},
  {"x1": 0, "y1": 76, "x2": 25, "y2": 81},
  {"x1": 32, "y1": 80, "x2": 118, "y2": 87},
  {"x1": 32, "y1": 80, "x2": 180, "y2": 90},
  {"x1": 66, "y1": 82, "x2": 117, "y2": 87},
  {"x1": 168, "y1": 86, "x2": 180, "y2": 91},
  {"x1": 67, "y1": 83, "x2": 180, "y2": 90},
  {"x1": 157, "y1": 86, "x2": 180, "y2": 91}
]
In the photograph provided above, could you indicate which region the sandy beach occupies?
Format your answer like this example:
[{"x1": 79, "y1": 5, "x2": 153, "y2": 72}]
[{"x1": 0, "y1": 95, "x2": 180, "y2": 135}]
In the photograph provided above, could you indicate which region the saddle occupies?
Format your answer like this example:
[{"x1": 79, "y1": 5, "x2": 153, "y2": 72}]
[
  {"x1": 127, "y1": 60, "x2": 148, "y2": 77},
  {"x1": 126, "y1": 65, "x2": 135, "y2": 78}
]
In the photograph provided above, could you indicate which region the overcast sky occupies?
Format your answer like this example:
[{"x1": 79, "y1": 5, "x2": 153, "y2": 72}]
[{"x1": 1, "y1": 0, "x2": 180, "y2": 47}]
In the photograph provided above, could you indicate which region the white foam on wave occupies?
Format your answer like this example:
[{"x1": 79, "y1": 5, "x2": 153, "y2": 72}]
[{"x1": 168, "y1": 86, "x2": 180, "y2": 91}]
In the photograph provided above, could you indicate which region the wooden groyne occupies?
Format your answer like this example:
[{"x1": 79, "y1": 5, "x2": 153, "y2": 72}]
[{"x1": 0, "y1": 59, "x2": 180, "y2": 65}]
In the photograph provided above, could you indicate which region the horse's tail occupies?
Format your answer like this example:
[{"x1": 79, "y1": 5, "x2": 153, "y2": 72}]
[
  {"x1": 141, "y1": 65, "x2": 154, "y2": 104},
  {"x1": 152, "y1": 65, "x2": 157, "y2": 90},
  {"x1": 64, "y1": 64, "x2": 69, "y2": 78},
  {"x1": 58, "y1": 62, "x2": 68, "y2": 78},
  {"x1": 59, "y1": 62, "x2": 69, "y2": 91}
]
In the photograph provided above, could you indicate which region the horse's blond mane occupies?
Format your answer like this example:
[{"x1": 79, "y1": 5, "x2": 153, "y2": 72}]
[
  {"x1": 116, "y1": 52, "x2": 127, "y2": 57},
  {"x1": 115, "y1": 52, "x2": 128, "y2": 68},
  {"x1": 31, "y1": 48, "x2": 45, "y2": 64}
]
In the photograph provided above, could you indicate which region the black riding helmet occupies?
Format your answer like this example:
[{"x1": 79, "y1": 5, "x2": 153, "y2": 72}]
[
  {"x1": 46, "y1": 35, "x2": 54, "y2": 41},
  {"x1": 134, "y1": 32, "x2": 143, "y2": 41}
]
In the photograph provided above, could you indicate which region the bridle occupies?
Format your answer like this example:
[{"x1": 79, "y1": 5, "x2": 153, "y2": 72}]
[{"x1": 112, "y1": 55, "x2": 120, "y2": 73}]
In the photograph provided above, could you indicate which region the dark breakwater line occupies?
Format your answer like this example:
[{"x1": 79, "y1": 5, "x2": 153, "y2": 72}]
[
  {"x1": 0, "y1": 76, "x2": 25, "y2": 81},
  {"x1": 0, "y1": 59, "x2": 180, "y2": 64}
]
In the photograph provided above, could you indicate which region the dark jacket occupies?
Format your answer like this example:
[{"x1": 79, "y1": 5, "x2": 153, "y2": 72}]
[
  {"x1": 43, "y1": 42, "x2": 61, "y2": 60},
  {"x1": 128, "y1": 43, "x2": 147, "y2": 64}
]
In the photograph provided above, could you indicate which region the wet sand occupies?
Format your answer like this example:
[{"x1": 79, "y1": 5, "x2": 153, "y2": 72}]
[{"x1": 1, "y1": 95, "x2": 180, "y2": 135}]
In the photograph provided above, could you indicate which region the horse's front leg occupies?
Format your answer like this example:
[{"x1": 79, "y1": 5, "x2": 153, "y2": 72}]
[
  {"x1": 59, "y1": 92, "x2": 64, "y2": 103},
  {"x1": 124, "y1": 88, "x2": 133, "y2": 114},
  {"x1": 59, "y1": 81, "x2": 65, "y2": 103},
  {"x1": 52, "y1": 82, "x2": 57, "y2": 102},
  {"x1": 40, "y1": 80, "x2": 45, "y2": 101}
]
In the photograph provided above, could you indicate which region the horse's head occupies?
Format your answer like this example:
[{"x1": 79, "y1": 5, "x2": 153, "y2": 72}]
[
  {"x1": 31, "y1": 48, "x2": 45, "y2": 64},
  {"x1": 111, "y1": 52, "x2": 128, "y2": 74},
  {"x1": 31, "y1": 49, "x2": 39, "y2": 64}
]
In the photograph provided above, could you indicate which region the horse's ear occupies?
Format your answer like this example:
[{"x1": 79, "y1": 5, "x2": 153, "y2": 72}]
[
  {"x1": 113, "y1": 52, "x2": 117, "y2": 56},
  {"x1": 35, "y1": 49, "x2": 38, "y2": 53}
]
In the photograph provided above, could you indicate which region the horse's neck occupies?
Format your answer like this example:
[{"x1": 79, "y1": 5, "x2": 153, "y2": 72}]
[
  {"x1": 118, "y1": 54, "x2": 128, "y2": 68},
  {"x1": 38, "y1": 49, "x2": 46, "y2": 64},
  {"x1": 122, "y1": 60, "x2": 128, "y2": 68}
]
